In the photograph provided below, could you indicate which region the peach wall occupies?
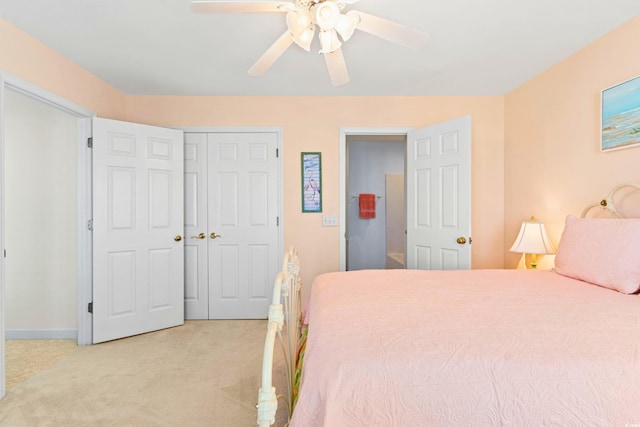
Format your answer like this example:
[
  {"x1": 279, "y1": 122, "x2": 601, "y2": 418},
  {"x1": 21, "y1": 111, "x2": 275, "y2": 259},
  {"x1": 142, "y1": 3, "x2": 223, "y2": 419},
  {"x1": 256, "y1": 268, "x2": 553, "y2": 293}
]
[
  {"x1": 127, "y1": 96, "x2": 505, "y2": 290},
  {"x1": 0, "y1": 18, "x2": 126, "y2": 118},
  {"x1": 504, "y1": 16, "x2": 640, "y2": 268}
]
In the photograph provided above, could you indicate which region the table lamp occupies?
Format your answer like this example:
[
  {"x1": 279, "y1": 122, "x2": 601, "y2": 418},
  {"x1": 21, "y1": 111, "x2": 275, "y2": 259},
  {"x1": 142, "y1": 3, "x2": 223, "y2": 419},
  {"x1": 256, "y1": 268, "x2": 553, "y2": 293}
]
[{"x1": 509, "y1": 216, "x2": 556, "y2": 269}]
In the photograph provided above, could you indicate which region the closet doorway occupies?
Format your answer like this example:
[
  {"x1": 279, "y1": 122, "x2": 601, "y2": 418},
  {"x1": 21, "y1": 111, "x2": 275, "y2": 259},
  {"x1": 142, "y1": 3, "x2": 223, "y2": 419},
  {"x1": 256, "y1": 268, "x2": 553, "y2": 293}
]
[
  {"x1": 183, "y1": 129, "x2": 283, "y2": 320},
  {"x1": 346, "y1": 135, "x2": 406, "y2": 271}
]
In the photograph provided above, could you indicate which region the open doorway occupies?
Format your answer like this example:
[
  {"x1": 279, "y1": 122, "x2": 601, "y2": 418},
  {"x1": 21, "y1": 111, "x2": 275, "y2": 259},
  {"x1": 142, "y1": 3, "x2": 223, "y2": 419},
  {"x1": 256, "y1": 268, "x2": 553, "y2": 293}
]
[
  {"x1": 345, "y1": 134, "x2": 407, "y2": 271},
  {"x1": 339, "y1": 118, "x2": 472, "y2": 272},
  {"x1": 3, "y1": 89, "x2": 79, "y2": 390},
  {"x1": 1, "y1": 75, "x2": 93, "y2": 398}
]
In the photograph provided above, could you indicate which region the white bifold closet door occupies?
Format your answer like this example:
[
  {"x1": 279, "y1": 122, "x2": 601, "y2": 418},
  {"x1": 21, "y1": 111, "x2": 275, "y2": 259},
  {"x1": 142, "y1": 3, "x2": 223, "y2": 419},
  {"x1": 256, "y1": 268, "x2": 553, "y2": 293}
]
[{"x1": 184, "y1": 131, "x2": 280, "y2": 320}]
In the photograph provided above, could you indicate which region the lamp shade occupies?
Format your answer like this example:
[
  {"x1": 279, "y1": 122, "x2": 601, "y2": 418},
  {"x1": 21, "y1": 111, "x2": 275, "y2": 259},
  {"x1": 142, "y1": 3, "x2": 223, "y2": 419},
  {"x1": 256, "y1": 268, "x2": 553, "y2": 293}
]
[
  {"x1": 509, "y1": 220, "x2": 556, "y2": 255},
  {"x1": 287, "y1": 10, "x2": 314, "y2": 51}
]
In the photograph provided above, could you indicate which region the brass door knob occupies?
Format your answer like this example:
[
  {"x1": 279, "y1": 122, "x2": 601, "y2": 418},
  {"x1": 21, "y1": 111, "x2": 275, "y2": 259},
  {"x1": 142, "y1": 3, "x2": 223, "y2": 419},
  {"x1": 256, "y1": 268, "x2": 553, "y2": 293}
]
[
  {"x1": 191, "y1": 233, "x2": 206, "y2": 239},
  {"x1": 210, "y1": 232, "x2": 222, "y2": 239},
  {"x1": 456, "y1": 237, "x2": 466, "y2": 244},
  {"x1": 174, "y1": 235, "x2": 183, "y2": 242}
]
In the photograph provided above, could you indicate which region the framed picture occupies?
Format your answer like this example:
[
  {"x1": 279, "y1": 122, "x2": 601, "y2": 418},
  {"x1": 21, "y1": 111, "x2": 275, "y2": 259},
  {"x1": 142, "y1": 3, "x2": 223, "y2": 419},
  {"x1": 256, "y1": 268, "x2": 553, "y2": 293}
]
[
  {"x1": 601, "y1": 74, "x2": 640, "y2": 152},
  {"x1": 301, "y1": 152, "x2": 322, "y2": 213}
]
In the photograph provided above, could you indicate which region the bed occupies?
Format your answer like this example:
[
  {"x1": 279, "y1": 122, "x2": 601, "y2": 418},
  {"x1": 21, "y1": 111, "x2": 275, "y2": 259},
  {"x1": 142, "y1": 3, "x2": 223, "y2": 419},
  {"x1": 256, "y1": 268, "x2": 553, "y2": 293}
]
[{"x1": 259, "y1": 184, "x2": 640, "y2": 427}]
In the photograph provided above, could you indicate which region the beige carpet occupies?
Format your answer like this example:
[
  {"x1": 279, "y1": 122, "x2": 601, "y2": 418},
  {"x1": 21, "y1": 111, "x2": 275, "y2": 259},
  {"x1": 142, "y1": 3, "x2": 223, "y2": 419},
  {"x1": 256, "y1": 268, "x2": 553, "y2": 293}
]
[
  {"x1": 0, "y1": 320, "x2": 288, "y2": 427},
  {"x1": 6, "y1": 340, "x2": 78, "y2": 390}
]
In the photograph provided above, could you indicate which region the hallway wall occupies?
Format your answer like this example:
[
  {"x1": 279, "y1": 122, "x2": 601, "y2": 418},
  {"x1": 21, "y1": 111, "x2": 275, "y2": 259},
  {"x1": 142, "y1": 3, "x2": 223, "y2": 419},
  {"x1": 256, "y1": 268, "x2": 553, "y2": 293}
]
[{"x1": 4, "y1": 90, "x2": 78, "y2": 336}]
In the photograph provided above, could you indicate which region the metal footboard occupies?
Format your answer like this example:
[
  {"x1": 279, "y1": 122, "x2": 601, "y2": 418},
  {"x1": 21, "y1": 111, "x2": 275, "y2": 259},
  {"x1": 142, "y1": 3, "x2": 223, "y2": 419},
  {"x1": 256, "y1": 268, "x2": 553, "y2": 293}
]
[{"x1": 257, "y1": 248, "x2": 303, "y2": 426}]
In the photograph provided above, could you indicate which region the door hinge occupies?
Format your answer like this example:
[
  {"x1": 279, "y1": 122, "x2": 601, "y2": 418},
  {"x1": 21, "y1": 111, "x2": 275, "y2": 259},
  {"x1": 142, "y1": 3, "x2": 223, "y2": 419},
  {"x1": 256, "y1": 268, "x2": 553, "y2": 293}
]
[
  {"x1": 88, "y1": 302, "x2": 93, "y2": 313},
  {"x1": 3, "y1": 249, "x2": 6, "y2": 258},
  {"x1": 88, "y1": 219, "x2": 93, "y2": 231},
  {"x1": 276, "y1": 148, "x2": 279, "y2": 158},
  {"x1": 469, "y1": 237, "x2": 472, "y2": 244},
  {"x1": 87, "y1": 137, "x2": 93, "y2": 148},
  {"x1": 277, "y1": 217, "x2": 280, "y2": 226}
]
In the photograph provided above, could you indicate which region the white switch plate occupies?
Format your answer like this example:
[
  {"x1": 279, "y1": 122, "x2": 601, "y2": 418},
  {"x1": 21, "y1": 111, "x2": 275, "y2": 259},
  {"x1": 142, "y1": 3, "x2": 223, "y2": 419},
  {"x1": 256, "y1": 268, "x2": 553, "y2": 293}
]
[{"x1": 322, "y1": 215, "x2": 338, "y2": 227}]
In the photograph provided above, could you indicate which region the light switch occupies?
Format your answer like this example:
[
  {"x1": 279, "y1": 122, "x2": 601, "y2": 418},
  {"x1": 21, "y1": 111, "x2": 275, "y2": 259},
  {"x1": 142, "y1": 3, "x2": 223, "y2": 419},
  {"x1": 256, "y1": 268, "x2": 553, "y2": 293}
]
[{"x1": 322, "y1": 215, "x2": 338, "y2": 227}]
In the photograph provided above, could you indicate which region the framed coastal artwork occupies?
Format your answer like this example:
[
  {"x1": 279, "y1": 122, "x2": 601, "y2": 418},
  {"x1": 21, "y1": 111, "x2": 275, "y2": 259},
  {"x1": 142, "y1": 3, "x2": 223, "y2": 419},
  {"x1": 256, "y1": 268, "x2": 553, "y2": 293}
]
[
  {"x1": 301, "y1": 152, "x2": 322, "y2": 213},
  {"x1": 601, "y1": 75, "x2": 640, "y2": 152}
]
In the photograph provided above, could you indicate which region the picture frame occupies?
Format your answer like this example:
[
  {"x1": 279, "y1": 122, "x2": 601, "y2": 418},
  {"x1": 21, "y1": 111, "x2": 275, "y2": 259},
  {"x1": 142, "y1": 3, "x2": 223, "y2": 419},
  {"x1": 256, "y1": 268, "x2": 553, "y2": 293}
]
[
  {"x1": 301, "y1": 152, "x2": 322, "y2": 213},
  {"x1": 601, "y1": 74, "x2": 640, "y2": 152}
]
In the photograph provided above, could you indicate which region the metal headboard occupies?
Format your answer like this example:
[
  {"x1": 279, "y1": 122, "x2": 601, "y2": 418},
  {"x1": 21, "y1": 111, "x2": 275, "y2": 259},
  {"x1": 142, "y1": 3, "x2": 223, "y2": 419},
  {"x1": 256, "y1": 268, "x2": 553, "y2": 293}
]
[{"x1": 581, "y1": 183, "x2": 640, "y2": 218}]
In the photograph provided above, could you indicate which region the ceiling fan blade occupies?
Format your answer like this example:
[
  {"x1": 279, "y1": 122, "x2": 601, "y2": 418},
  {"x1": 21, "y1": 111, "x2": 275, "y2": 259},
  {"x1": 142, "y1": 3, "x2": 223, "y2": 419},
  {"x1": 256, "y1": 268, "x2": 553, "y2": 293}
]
[
  {"x1": 350, "y1": 11, "x2": 429, "y2": 49},
  {"x1": 248, "y1": 31, "x2": 294, "y2": 76},
  {"x1": 191, "y1": 1, "x2": 292, "y2": 13},
  {"x1": 324, "y1": 48, "x2": 350, "y2": 86}
]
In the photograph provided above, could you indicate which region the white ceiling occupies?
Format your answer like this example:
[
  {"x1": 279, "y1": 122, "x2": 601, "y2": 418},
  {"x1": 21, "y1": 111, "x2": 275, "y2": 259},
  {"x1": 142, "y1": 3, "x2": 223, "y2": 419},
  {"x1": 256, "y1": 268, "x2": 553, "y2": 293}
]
[{"x1": 1, "y1": 0, "x2": 639, "y2": 96}]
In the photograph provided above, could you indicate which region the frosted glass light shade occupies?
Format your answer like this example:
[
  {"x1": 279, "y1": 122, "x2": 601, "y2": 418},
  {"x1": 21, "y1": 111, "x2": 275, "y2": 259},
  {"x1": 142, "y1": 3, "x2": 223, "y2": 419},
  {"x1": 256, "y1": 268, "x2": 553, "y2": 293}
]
[
  {"x1": 510, "y1": 220, "x2": 556, "y2": 254},
  {"x1": 335, "y1": 12, "x2": 358, "y2": 41},
  {"x1": 287, "y1": 10, "x2": 314, "y2": 51},
  {"x1": 313, "y1": 1, "x2": 340, "y2": 30}
]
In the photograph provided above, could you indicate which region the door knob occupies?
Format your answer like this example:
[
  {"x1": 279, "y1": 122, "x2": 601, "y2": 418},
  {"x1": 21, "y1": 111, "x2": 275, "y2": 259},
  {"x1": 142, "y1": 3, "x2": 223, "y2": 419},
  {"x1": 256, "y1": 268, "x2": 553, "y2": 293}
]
[
  {"x1": 210, "y1": 232, "x2": 222, "y2": 239},
  {"x1": 174, "y1": 235, "x2": 183, "y2": 242},
  {"x1": 191, "y1": 233, "x2": 206, "y2": 239},
  {"x1": 456, "y1": 237, "x2": 466, "y2": 244}
]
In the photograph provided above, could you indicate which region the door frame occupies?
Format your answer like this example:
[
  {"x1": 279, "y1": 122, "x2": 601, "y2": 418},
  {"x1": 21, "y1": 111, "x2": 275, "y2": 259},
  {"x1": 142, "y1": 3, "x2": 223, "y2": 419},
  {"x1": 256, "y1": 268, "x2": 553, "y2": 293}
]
[
  {"x1": 178, "y1": 127, "x2": 285, "y2": 303},
  {"x1": 0, "y1": 70, "x2": 95, "y2": 399},
  {"x1": 339, "y1": 127, "x2": 412, "y2": 271}
]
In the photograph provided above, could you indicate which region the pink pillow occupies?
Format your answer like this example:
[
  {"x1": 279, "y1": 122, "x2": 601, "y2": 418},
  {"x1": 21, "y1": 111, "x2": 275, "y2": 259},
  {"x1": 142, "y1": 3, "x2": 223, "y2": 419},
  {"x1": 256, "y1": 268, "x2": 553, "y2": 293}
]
[{"x1": 554, "y1": 215, "x2": 640, "y2": 294}]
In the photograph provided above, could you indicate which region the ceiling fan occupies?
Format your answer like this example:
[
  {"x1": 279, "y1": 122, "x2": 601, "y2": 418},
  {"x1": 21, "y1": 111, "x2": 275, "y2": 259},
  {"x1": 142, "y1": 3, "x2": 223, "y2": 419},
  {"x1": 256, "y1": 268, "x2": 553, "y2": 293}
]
[{"x1": 191, "y1": 0, "x2": 429, "y2": 86}]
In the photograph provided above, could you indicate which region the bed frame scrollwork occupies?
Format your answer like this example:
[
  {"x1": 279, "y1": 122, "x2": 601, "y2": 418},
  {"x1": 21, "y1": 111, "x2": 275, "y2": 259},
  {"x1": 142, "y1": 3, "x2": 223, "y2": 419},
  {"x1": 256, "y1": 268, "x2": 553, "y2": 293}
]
[
  {"x1": 257, "y1": 247, "x2": 303, "y2": 427},
  {"x1": 581, "y1": 183, "x2": 640, "y2": 218}
]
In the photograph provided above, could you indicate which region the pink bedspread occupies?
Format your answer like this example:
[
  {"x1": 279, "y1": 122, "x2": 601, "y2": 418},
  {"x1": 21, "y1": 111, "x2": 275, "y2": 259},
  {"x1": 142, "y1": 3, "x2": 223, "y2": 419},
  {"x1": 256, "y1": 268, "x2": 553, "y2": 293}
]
[{"x1": 290, "y1": 269, "x2": 640, "y2": 427}]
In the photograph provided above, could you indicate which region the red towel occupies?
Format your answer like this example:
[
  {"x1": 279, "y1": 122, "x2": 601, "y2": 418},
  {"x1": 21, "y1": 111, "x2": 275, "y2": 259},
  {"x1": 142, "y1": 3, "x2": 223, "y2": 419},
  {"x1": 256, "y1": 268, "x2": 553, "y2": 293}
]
[{"x1": 359, "y1": 194, "x2": 376, "y2": 219}]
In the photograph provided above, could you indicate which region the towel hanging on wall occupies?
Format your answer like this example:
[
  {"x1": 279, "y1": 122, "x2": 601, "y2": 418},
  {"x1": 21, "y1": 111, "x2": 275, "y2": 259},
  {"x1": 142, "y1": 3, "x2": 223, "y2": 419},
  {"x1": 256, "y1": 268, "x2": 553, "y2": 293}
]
[{"x1": 359, "y1": 193, "x2": 376, "y2": 219}]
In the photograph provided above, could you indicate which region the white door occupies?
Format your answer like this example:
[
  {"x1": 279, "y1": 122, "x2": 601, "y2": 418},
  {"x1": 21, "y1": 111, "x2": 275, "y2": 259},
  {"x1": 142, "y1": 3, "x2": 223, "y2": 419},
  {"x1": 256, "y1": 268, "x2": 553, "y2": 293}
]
[
  {"x1": 184, "y1": 133, "x2": 209, "y2": 319},
  {"x1": 207, "y1": 132, "x2": 280, "y2": 319},
  {"x1": 406, "y1": 116, "x2": 471, "y2": 270},
  {"x1": 92, "y1": 117, "x2": 184, "y2": 343}
]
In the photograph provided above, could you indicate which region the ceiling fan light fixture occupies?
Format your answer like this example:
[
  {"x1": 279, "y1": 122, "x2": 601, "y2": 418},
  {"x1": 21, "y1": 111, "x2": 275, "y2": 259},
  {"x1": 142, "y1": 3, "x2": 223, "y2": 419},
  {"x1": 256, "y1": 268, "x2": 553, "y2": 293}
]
[
  {"x1": 293, "y1": 26, "x2": 315, "y2": 51},
  {"x1": 312, "y1": 1, "x2": 340, "y2": 30},
  {"x1": 335, "y1": 11, "x2": 358, "y2": 41},
  {"x1": 319, "y1": 29, "x2": 341, "y2": 53},
  {"x1": 286, "y1": 9, "x2": 311, "y2": 32},
  {"x1": 286, "y1": 10, "x2": 315, "y2": 51}
]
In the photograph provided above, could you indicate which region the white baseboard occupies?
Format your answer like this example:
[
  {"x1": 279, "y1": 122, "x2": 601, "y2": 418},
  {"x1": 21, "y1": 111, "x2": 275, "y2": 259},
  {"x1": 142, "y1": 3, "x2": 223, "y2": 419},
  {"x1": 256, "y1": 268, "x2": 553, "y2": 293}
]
[{"x1": 6, "y1": 329, "x2": 78, "y2": 340}]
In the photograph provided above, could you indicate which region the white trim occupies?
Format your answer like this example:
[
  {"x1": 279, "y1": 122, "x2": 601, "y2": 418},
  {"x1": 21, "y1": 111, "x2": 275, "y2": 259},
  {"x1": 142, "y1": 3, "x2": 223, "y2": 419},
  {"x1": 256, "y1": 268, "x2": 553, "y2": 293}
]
[
  {"x1": 6, "y1": 329, "x2": 78, "y2": 340},
  {"x1": 0, "y1": 70, "x2": 96, "y2": 399},
  {"x1": 77, "y1": 118, "x2": 93, "y2": 346},
  {"x1": 0, "y1": 73, "x2": 6, "y2": 400},
  {"x1": 176, "y1": 126, "x2": 281, "y2": 134},
  {"x1": 339, "y1": 127, "x2": 412, "y2": 271},
  {"x1": 0, "y1": 71, "x2": 94, "y2": 118},
  {"x1": 177, "y1": 126, "x2": 286, "y2": 296}
]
